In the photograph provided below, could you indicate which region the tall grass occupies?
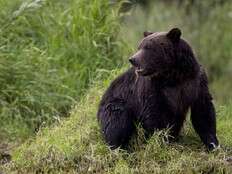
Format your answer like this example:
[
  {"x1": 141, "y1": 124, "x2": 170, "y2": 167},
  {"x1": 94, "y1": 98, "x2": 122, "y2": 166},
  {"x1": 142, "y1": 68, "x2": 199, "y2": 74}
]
[{"x1": 0, "y1": 0, "x2": 124, "y2": 141}]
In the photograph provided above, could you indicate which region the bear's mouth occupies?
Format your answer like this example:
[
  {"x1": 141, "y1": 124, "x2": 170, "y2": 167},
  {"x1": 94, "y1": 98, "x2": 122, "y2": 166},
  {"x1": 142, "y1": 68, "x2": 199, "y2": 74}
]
[
  {"x1": 135, "y1": 67, "x2": 145, "y2": 75},
  {"x1": 135, "y1": 67, "x2": 159, "y2": 77}
]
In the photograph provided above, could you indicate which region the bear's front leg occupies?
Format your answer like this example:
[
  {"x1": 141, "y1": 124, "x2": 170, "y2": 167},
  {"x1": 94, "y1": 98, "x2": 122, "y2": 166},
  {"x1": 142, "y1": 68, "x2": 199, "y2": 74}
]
[
  {"x1": 191, "y1": 73, "x2": 219, "y2": 150},
  {"x1": 98, "y1": 99, "x2": 135, "y2": 149}
]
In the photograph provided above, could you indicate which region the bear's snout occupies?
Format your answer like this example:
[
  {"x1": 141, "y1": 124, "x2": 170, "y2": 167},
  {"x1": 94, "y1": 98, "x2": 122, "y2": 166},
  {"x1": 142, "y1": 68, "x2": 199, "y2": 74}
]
[
  {"x1": 129, "y1": 57, "x2": 138, "y2": 66},
  {"x1": 129, "y1": 50, "x2": 142, "y2": 67}
]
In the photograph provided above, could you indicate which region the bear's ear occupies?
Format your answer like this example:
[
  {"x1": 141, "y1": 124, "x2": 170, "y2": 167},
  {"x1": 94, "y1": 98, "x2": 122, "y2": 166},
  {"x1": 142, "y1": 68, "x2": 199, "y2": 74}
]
[
  {"x1": 167, "y1": 28, "x2": 181, "y2": 43},
  {"x1": 143, "y1": 31, "x2": 153, "y2": 37}
]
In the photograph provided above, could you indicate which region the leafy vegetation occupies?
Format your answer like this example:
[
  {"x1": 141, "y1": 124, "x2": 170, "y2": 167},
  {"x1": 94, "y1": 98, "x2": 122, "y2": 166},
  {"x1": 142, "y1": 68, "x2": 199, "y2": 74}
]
[{"x1": 0, "y1": 0, "x2": 123, "y2": 142}]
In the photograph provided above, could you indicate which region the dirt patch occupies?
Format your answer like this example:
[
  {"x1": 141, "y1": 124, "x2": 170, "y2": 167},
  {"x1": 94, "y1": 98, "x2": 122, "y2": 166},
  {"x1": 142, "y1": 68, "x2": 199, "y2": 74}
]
[{"x1": 0, "y1": 143, "x2": 12, "y2": 165}]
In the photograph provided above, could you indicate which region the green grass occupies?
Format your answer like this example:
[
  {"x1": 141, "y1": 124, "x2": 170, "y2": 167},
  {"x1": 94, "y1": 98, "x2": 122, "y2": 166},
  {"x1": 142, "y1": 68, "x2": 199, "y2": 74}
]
[
  {"x1": 2, "y1": 69, "x2": 232, "y2": 174},
  {"x1": 0, "y1": 0, "x2": 124, "y2": 142}
]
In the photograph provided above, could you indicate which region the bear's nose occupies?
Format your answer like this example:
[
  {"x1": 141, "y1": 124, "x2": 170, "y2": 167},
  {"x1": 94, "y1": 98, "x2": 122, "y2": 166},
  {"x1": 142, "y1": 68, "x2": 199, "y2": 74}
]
[{"x1": 129, "y1": 58, "x2": 136, "y2": 65}]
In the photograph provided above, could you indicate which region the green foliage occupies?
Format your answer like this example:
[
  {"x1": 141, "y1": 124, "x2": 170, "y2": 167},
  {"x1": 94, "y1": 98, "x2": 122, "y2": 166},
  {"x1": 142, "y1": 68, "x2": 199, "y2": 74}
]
[
  {"x1": 0, "y1": 0, "x2": 123, "y2": 140},
  {"x1": 2, "y1": 69, "x2": 232, "y2": 173}
]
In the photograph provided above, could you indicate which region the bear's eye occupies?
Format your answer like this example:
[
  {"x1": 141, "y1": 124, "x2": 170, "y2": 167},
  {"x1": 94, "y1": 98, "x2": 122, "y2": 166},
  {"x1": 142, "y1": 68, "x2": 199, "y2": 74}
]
[{"x1": 144, "y1": 45, "x2": 152, "y2": 50}]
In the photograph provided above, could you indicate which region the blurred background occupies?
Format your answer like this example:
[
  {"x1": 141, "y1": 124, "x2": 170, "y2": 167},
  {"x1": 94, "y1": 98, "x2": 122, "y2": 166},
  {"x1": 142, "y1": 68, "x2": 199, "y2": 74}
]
[
  {"x1": 119, "y1": 0, "x2": 232, "y2": 103},
  {"x1": 0, "y1": 0, "x2": 231, "y2": 163}
]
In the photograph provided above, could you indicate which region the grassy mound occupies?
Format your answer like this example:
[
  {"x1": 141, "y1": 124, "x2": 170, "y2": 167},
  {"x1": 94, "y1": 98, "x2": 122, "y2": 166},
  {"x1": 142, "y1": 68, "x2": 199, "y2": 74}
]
[{"x1": 2, "y1": 69, "x2": 232, "y2": 174}]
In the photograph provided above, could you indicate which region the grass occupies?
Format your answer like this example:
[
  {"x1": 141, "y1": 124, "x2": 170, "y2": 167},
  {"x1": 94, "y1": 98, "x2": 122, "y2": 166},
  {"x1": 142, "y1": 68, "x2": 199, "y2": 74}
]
[
  {"x1": 2, "y1": 69, "x2": 232, "y2": 174},
  {"x1": 0, "y1": 0, "x2": 124, "y2": 142}
]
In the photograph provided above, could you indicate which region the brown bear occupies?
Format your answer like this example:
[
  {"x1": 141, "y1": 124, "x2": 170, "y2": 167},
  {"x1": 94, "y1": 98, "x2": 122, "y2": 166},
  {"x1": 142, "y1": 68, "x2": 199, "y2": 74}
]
[{"x1": 97, "y1": 28, "x2": 219, "y2": 150}]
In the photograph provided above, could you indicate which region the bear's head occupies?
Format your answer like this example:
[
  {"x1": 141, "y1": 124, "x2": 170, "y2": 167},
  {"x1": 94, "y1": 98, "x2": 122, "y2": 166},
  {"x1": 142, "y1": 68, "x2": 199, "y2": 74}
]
[{"x1": 129, "y1": 28, "x2": 199, "y2": 81}]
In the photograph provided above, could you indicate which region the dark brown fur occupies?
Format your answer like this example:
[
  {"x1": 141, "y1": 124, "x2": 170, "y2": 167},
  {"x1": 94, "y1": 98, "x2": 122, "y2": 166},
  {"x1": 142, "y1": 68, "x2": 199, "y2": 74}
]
[{"x1": 97, "y1": 28, "x2": 219, "y2": 150}]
